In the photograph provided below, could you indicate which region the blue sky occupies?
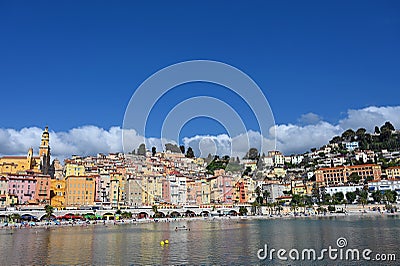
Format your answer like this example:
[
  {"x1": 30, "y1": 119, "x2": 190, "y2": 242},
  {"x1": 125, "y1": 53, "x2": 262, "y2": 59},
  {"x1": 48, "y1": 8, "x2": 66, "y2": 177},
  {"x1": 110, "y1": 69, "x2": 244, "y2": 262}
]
[{"x1": 0, "y1": 1, "x2": 400, "y2": 158}]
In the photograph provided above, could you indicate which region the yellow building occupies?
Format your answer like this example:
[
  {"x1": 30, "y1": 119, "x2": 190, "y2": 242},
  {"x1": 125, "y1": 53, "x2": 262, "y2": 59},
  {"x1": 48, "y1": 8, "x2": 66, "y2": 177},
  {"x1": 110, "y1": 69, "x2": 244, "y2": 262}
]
[
  {"x1": 64, "y1": 163, "x2": 86, "y2": 177},
  {"x1": 110, "y1": 172, "x2": 125, "y2": 207},
  {"x1": 0, "y1": 194, "x2": 18, "y2": 208},
  {"x1": 0, "y1": 127, "x2": 51, "y2": 175},
  {"x1": 291, "y1": 180, "x2": 307, "y2": 195},
  {"x1": 386, "y1": 166, "x2": 400, "y2": 179},
  {"x1": 201, "y1": 179, "x2": 210, "y2": 204},
  {"x1": 141, "y1": 175, "x2": 163, "y2": 205},
  {"x1": 50, "y1": 179, "x2": 66, "y2": 210},
  {"x1": 65, "y1": 176, "x2": 95, "y2": 207},
  {"x1": 0, "y1": 176, "x2": 18, "y2": 208},
  {"x1": 195, "y1": 157, "x2": 205, "y2": 166}
]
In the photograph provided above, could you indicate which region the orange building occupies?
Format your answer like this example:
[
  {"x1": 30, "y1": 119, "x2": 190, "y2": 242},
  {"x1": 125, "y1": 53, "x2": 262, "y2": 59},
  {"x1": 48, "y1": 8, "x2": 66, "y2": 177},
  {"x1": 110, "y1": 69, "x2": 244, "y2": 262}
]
[
  {"x1": 34, "y1": 174, "x2": 51, "y2": 204},
  {"x1": 50, "y1": 179, "x2": 66, "y2": 209},
  {"x1": 65, "y1": 176, "x2": 95, "y2": 207},
  {"x1": 315, "y1": 164, "x2": 381, "y2": 186}
]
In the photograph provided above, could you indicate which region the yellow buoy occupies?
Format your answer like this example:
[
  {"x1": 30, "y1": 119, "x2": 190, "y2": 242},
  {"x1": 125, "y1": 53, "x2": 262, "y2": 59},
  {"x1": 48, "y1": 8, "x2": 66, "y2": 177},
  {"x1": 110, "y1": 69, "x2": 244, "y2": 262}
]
[
  {"x1": 160, "y1": 241, "x2": 165, "y2": 245},
  {"x1": 164, "y1": 239, "x2": 169, "y2": 244}
]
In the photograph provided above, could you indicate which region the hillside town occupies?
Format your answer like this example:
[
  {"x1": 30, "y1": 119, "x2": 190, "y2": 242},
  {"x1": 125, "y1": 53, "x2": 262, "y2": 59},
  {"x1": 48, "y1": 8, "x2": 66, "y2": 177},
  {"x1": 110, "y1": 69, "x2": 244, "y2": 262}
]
[{"x1": 0, "y1": 124, "x2": 399, "y2": 215}]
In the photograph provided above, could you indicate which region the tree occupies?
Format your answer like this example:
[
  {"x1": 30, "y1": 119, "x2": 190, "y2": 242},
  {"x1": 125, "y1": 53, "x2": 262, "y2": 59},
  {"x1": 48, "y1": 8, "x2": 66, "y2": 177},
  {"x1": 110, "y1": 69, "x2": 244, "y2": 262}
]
[
  {"x1": 152, "y1": 205, "x2": 159, "y2": 217},
  {"x1": 263, "y1": 190, "x2": 270, "y2": 205},
  {"x1": 255, "y1": 186, "x2": 262, "y2": 204},
  {"x1": 9, "y1": 213, "x2": 21, "y2": 223},
  {"x1": 244, "y1": 148, "x2": 259, "y2": 160},
  {"x1": 243, "y1": 166, "x2": 252, "y2": 177},
  {"x1": 165, "y1": 143, "x2": 181, "y2": 153},
  {"x1": 322, "y1": 193, "x2": 332, "y2": 204},
  {"x1": 345, "y1": 191, "x2": 357, "y2": 204},
  {"x1": 342, "y1": 129, "x2": 356, "y2": 141},
  {"x1": 44, "y1": 204, "x2": 54, "y2": 220},
  {"x1": 328, "y1": 205, "x2": 336, "y2": 212},
  {"x1": 152, "y1": 146, "x2": 156, "y2": 157},
  {"x1": 329, "y1": 136, "x2": 342, "y2": 144},
  {"x1": 383, "y1": 190, "x2": 397, "y2": 204},
  {"x1": 186, "y1": 147, "x2": 195, "y2": 158},
  {"x1": 254, "y1": 186, "x2": 263, "y2": 214},
  {"x1": 381, "y1": 121, "x2": 395, "y2": 132},
  {"x1": 356, "y1": 128, "x2": 366, "y2": 138},
  {"x1": 333, "y1": 192, "x2": 344, "y2": 204},
  {"x1": 179, "y1": 145, "x2": 185, "y2": 154},
  {"x1": 121, "y1": 211, "x2": 133, "y2": 219},
  {"x1": 348, "y1": 173, "x2": 361, "y2": 184},
  {"x1": 357, "y1": 190, "x2": 368, "y2": 207},
  {"x1": 374, "y1": 126, "x2": 380, "y2": 134},
  {"x1": 137, "y1": 143, "x2": 146, "y2": 156},
  {"x1": 239, "y1": 206, "x2": 248, "y2": 216},
  {"x1": 291, "y1": 194, "x2": 302, "y2": 205},
  {"x1": 371, "y1": 190, "x2": 382, "y2": 203}
]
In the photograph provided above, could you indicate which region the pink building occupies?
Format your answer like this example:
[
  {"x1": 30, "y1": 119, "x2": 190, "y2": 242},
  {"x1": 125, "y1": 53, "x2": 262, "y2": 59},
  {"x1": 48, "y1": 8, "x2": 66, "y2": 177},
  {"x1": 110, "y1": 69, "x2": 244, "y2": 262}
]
[
  {"x1": 92, "y1": 174, "x2": 102, "y2": 202},
  {"x1": 162, "y1": 178, "x2": 170, "y2": 203},
  {"x1": 209, "y1": 175, "x2": 234, "y2": 204},
  {"x1": 186, "y1": 179, "x2": 202, "y2": 205},
  {"x1": 7, "y1": 174, "x2": 37, "y2": 204}
]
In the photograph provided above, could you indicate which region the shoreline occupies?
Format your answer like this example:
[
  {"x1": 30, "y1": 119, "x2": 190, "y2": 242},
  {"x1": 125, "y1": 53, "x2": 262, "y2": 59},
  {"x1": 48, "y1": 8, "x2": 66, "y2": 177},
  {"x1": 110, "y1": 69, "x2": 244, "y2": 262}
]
[{"x1": 1, "y1": 209, "x2": 398, "y2": 231}]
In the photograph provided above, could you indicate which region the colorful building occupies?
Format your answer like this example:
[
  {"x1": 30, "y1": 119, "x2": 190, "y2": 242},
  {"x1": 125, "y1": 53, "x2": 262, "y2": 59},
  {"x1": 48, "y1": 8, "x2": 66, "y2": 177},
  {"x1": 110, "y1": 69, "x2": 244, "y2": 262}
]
[
  {"x1": 0, "y1": 127, "x2": 51, "y2": 175},
  {"x1": 64, "y1": 163, "x2": 86, "y2": 177},
  {"x1": 7, "y1": 174, "x2": 37, "y2": 204},
  {"x1": 315, "y1": 164, "x2": 382, "y2": 186},
  {"x1": 65, "y1": 176, "x2": 95, "y2": 207},
  {"x1": 209, "y1": 175, "x2": 233, "y2": 204},
  {"x1": 125, "y1": 176, "x2": 143, "y2": 207},
  {"x1": 50, "y1": 179, "x2": 66, "y2": 209},
  {"x1": 34, "y1": 174, "x2": 51, "y2": 204},
  {"x1": 385, "y1": 166, "x2": 400, "y2": 180}
]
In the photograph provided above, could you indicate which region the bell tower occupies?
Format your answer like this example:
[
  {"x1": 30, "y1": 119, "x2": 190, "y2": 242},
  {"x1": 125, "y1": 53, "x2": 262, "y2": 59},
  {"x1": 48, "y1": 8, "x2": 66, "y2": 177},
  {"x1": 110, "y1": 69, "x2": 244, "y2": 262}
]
[{"x1": 39, "y1": 126, "x2": 51, "y2": 174}]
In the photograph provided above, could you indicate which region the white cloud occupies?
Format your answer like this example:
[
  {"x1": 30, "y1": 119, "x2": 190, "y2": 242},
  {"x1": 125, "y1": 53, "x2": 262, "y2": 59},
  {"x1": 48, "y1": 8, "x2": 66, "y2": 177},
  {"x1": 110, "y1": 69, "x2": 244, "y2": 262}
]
[
  {"x1": 273, "y1": 122, "x2": 342, "y2": 155},
  {"x1": 1, "y1": 106, "x2": 399, "y2": 160},
  {"x1": 339, "y1": 106, "x2": 400, "y2": 132},
  {"x1": 298, "y1": 112, "x2": 322, "y2": 125}
]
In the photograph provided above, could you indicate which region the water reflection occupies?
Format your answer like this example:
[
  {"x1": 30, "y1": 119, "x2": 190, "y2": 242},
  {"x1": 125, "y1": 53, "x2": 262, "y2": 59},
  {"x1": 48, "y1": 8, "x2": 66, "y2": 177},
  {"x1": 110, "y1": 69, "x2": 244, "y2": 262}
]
[{"x1": 0, "y1": 215, "x2": 399, "y2": 265}]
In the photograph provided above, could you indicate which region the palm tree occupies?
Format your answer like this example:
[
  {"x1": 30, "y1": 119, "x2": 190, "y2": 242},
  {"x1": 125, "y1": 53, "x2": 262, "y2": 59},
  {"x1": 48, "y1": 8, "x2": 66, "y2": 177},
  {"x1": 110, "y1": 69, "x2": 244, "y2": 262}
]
[
  {"x1": 9, "y1": 213, "x2": 21, "y2": 223},
  {"x1": 44, "y1": 204, "x2": 54, "y2": 220},
  {"x1": 239, "y1": 206, "x2": 248, "y2": 216},
  {"x1": 152, "y1": 205, "x2": 159, "y2": 218},
  {"x1": 263, "y1": 190, "x2": 270, "y2": 205},
  {"x1": 383, "y1": 190, "x2": 396, "y2": 204},
  {"x1": 267, "y1": 202, "x2": 274, "y2": 215}
]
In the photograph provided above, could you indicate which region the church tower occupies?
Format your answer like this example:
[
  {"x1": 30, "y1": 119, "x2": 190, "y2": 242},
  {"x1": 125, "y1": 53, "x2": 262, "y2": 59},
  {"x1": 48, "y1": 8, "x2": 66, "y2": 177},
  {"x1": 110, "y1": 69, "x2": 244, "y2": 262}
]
[
  {"x1": 39, "y1": 126, "x2": 51, "y2": 174},
  {"x1": 27, "y1": 147, "x2": 34, "y2": 169}
]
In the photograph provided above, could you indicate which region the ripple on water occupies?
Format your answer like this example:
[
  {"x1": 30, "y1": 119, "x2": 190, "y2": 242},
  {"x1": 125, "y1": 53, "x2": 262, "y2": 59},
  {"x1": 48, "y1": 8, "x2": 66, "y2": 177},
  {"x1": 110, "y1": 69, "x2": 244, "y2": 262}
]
[{"x1": 0, "y1": 216, "x2": 399, "y2": 265}]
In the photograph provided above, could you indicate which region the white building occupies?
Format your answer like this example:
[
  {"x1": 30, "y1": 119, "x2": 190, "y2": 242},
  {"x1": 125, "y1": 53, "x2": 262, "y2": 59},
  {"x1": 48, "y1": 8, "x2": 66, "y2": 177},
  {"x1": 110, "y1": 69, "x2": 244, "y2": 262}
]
[
  {"x1": 262, "y1": 183, "x2": 285, "y2": 203},
  {"x1": 291, "y1": 155, "x2": 304, "y2": 165},
  {"x1": 322, "y1": 185, "x2": 363, "y2": 203},
  {"x1": 368, "y1": 180, "x2": 400, "y2": 203},
  {"x1": 168, "y1": 175, "x2": 187, "y2": 206},
  {"x1": 262, "y1": 157, "x2": 274, "y2": 167},
  {"x1": 344, "y1": 142, "x2": 359, "y2": 151}
]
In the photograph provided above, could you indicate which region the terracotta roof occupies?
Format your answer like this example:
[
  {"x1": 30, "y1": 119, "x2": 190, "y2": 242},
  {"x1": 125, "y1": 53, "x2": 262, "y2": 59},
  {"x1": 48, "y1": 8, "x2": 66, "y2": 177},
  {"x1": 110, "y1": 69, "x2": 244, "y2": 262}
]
[{"x1": 1, "y1": 156, "x2": 26, "y2": 159}]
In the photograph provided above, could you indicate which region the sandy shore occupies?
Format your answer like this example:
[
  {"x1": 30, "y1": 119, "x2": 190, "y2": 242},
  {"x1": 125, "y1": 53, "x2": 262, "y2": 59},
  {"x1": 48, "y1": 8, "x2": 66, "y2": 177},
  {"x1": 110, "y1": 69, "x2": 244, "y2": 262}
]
[{"x1": 1, "y1": 209, "x2": 398, "y2": 231}]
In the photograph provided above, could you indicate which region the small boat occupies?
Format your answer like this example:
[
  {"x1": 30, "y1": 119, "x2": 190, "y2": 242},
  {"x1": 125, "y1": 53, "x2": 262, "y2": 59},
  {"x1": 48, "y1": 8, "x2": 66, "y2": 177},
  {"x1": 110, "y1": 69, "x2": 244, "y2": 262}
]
[{"x1": 175, "y1": 226, "x2": 190, "y2": 231}]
